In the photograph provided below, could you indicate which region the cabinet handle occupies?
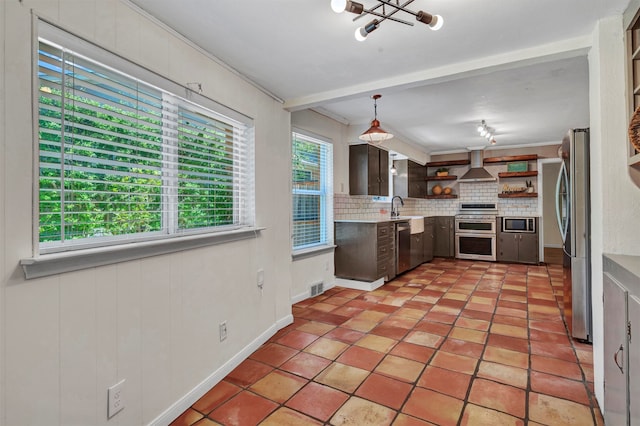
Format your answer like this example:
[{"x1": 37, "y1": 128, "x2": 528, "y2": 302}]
[{"x1": 614, "y1": 344, "x2": 624, "y2": 373}]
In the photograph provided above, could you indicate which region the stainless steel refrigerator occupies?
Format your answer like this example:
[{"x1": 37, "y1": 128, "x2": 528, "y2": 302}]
[{"x1": 555, "y1": 128, "x2": 591, "y2": 342}]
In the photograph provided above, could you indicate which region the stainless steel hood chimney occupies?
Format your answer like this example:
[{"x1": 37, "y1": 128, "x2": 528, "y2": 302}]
[{"x1": 458, "y1": 150, "x2": 496, "y2": 182}]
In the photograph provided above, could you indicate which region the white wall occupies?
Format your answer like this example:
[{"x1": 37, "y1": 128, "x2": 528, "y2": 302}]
[
  {"x1": 290, "y1": 110, "x2": 349, "y2": 301},
  {"x1": 589, "y1": 14, "x2": 640, "y2": 406},
  {"x1": 1, "y1": 1, "x2": 292, "y2": 425},
  {"x1": 0, "y1": 1, "x2": 6, "y2": 421}
]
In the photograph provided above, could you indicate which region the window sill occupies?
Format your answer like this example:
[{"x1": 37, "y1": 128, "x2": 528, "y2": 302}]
[
  {"x1": 20, "y1": 227, "x2": 265, "y2": 279},
  {"x1": 292, "y1": 245, "x2": 336, "y2": 261}
]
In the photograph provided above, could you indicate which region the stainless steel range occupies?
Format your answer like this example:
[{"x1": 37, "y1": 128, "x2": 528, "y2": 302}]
[{"x1": 455, "y1": 203, "x2": 498, "y2": 261}]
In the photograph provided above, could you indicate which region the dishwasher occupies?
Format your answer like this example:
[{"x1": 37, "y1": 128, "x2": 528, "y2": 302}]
[{"x1": 395, "y1": 221, "x2": 411, "y2": 275}]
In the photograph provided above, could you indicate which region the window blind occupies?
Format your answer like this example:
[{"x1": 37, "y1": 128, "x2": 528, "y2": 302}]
[
  {"x1": 292, "y1": 131, "x2": 333, "y2": 250},
  {"x1": 37, "y1": 35, "x2": 254, "y2": 254}
]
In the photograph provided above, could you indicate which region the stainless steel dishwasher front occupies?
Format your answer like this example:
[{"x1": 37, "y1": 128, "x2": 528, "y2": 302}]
[{"x1": 395, "y1": 221, "x2": 411, "y2": 275}]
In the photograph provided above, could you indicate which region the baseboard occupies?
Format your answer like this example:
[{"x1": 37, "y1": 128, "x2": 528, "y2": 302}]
[
  {"x1": 334, "y1": 277, "x2": 384, "y2": 292},
  {"x1": 291, "y1": 290, "x2": 310, "y2": 304},
  {"x1": 148, "y1": 313, "x2": 294, "y2": 426},
  {"x1": 290, "y1": 277, "x2": 337, "y2": 305}
]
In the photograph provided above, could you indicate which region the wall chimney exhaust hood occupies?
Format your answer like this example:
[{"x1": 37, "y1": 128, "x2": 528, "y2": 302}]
[{"x1": 458, "y1": 149, "x2": 496, "y2": 182}]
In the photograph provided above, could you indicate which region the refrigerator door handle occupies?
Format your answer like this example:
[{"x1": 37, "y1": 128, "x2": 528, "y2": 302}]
[{"x1": 555, "y1": 161, "x2": 569, "y2": 246}]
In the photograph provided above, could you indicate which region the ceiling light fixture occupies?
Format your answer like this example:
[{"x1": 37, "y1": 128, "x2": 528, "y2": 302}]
[
  {"x1": 477, "y1": 120, "x2": 497, "y2": 145},
  {"x1": 359, "y1": 94, "x2": 393, "y2": 143},
  {"x1": 331, "y1": 0, "x2": 443, "y2": 41}
]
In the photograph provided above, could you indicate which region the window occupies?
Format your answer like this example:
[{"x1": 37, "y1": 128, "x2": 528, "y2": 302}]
[
  {"x1": 292, "y1": 131, "x2": 333, "y2": 250},
  {"x1": 36, "y1": 25, "x2": 254, "y2": 254}
]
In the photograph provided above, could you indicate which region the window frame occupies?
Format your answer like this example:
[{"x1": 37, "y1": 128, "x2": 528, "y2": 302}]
[
  {"x1": 21, "y1": 19, "x2": 260, "y2": 278},
  {"x1": 34, "y1": 21, "x2": 255, "y2": 256},
  {"x1": 291, "y1": 129, "x2": 334, "y2": 254}
]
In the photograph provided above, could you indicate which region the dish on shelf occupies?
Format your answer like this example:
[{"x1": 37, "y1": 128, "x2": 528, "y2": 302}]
[{"x1": 501, "y1": 184, "x2": 527, "y2": 193}]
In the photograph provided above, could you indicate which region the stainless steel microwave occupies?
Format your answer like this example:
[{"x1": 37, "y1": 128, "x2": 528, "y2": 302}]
[{"x1": 502, "y1": 217, "x2": 536, "y2": 233}]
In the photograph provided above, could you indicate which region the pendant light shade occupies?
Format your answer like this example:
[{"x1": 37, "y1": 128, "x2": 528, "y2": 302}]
[{"x1": 359, "y1": 94, "x2": 393, "y2": 143}]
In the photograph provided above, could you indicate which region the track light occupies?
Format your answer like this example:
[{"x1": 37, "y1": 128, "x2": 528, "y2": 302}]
[
  {"x1": 477, "y1": 120, "x2": 497, "y2": 145},
  {"x1": 331, "y1": 1, "x2": 443, "y2": 38},
  {"x1": 355, "y1": 19, "x2": 379, "y2": 41}
]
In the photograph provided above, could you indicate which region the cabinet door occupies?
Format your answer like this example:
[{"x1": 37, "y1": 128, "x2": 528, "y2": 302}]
[
  {"x1": 378, "y1": 149, "x2": 389, "y2": 196},
  {"x1": 433, "y1": 217, "x2": 450, "y2": 258},
  {"x1": 497, "y1": 234, "x2": 518, "y2": 263},
  {"x1": 630, "y1": 295, "x2": 640, "y2": 426},
  {"x1": 367, "y1": 146, "x2": 380, "y2": 195},
  {"x1": 407, "y1": 161, "x2": 426, "y2": 198},
  {"x1": 423, "y1": 221, "x2": 434, "y2": 262},
  {"x1": 410, "y1": 233, "x2": 424, "y2": 268},
  {"x1": 349, "y1": 145, "x2": 389, "y2": 196},
  {"x1": 603, "y1": 273, "x2": 629, "y2": 426},
  {"x1": 517, "y1": 233, "x2": 539, "y2": 264}
]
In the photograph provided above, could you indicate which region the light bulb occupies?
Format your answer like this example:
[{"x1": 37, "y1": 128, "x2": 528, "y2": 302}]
[
  {"x1": 486, "y1": 132, "x2": 492, "y2": 140},
  {"x1": 355, "y1": 26, "x2": 368, "y2": 41},
  {"x1": 429, "y1": 14, "x2": 444, "y2": 31},
  {"x1": 477, "y1": 124, "x2": 484, "y2": 133},
  {"x1": 480, "y1": 128, "x2": 487, "y2": 137},
  {"x1": 490, "y1": 138, "x2": 497, "y2": 145},
  {"x1": 331, "y1": 0, "x2": 347, "y2": 13}
]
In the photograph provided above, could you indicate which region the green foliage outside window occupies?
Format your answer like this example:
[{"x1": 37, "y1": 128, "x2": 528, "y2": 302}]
[{"x1": 38, "y1": 43, "x2": 238, "y2": 246}]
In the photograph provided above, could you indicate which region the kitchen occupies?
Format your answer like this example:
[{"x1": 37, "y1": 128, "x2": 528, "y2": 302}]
[{"x1": 2, "y1": 1, "x2": 640, "y2": 426}]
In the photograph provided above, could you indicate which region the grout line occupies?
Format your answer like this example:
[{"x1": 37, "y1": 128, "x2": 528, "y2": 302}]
[{"x1": 189, "y1": 259, "x2": 600, "y2": 425}]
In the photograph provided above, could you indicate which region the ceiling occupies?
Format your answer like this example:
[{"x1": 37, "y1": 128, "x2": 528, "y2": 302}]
[{"x1": 129, "y1": 0, "x2": 630, "y2": 154}]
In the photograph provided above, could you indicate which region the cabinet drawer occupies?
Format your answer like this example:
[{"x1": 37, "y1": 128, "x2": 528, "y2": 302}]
[
  {"x1": 377, "y1": 262, "x2": 390, "y2": 277},
  {"x1": 377, "y1": 224, "x2": 392, "y2": 238},
  {"x1": 378, "y1": 243, "x2": 392, "y2": 258}
]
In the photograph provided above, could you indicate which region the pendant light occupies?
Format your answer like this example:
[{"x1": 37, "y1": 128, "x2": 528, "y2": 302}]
[
  {"x1": 390, "y1": 153, "x2": 397, "y2": 175},
  {"x1": 359, "y1": 94, "x2": 393, "y2": 143}
]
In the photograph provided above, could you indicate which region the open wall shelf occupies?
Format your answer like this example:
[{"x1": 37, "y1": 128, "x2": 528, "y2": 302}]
[
  {"x1": 498, "y1": 192, "x2": 538, "y2": 198},
  {"x1": 483, "y1": 154, "x2": 538, "y2": 164},
  {"x1": 425, "y1": 175, "x2": 459, "y2": 181},
  {"x1": 498, "y1": 171, "x2": 538, "y2": 178},
  {"x1": 426, "y1": 194, "x2": 458, "y2": 199},
  {"x1": 426, "y1": 159, "x2": 470, "y2": 167}
]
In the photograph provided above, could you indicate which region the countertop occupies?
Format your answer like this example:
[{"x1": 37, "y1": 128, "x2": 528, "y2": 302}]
[
  {"x1": 335, "y1": 217, "x2": 424, "y2": 223},
  {"x1": 604, "y1": 253, "x2": 640, "y2": 295}
]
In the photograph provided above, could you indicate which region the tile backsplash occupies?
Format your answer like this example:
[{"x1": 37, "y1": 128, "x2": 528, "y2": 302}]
[{"x1": 334, "y1": 182, "x2": 539, "y2": 220}]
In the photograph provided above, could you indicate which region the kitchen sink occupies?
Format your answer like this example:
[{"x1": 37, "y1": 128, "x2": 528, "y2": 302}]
[{"x1": 394, "y1": 216, "x2": 424, "y2": 234}]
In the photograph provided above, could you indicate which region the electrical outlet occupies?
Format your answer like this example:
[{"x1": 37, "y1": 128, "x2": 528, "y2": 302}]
[
  {"x1": 257, "y1": 269, "x2": 264, "y2": 289},
  {"x1": 108, "y1": 379, "x2": 125, "y2": 418},
  {"x1": 219, "y1": 321, "x2": 228, "y2": 342}
]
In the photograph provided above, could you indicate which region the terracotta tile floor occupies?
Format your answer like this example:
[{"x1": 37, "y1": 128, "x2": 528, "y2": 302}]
[{"x1": 171, "y1": 259, "x2": 603, "y2": 426}]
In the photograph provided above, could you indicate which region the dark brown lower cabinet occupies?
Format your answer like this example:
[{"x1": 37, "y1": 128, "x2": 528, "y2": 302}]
[
  {"x1": 410, "y1": 232, "x2": 424, "y2": 269},
  {"x1": 434, "y1": 216, "x2": 454, "y2": 258},
  {"x1": 497, "y1": 218, "x2": 538, "y2": 264},
  {"x1": 424, "y1": 217, "x2": 434, "y2": 262},
  {"x1": 334, "y1": 221, "x2": 395, "y2": 282}
]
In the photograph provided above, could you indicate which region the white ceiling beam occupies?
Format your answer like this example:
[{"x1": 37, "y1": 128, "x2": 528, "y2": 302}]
[{"x1": 283, "y1": 35, "x2": 592, "y2": 111}]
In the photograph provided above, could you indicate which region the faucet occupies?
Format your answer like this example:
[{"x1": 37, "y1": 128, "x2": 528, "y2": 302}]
[{"x1": 390, "y1": 195, "x2": 404, "y2": 218}]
